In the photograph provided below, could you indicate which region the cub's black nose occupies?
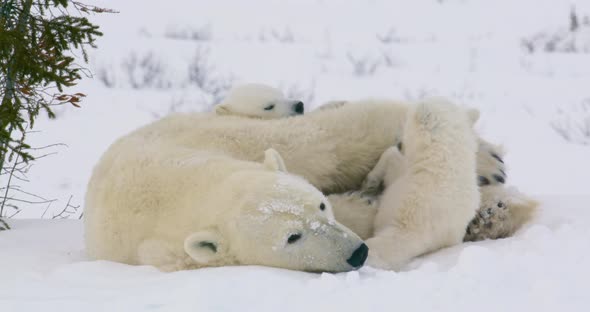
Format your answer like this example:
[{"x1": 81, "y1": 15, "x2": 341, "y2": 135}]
[
  {"x1": 294, "y1": 101, "x2": 304, "y2": 114},
  {"x1": 347, "y1": 243, "x2": 368, "y2": 268}
]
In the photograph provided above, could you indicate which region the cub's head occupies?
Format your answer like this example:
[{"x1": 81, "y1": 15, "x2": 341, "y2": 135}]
[
  {"x1": 183, "y1": 149, "x2": 367, "y2": 272},
  {"x1": 215, "y1": 83, "x2": 304, "y2": 119}
]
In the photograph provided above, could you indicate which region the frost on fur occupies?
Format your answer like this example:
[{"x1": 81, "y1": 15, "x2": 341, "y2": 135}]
[{"x1": 85, "y1": 138, "x2": 367, "y2": 272}]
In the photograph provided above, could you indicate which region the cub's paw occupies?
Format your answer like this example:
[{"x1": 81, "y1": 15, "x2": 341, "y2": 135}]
[
  {"x1": 464, "y1": 200, "x2": 510, "y2": 241},
  {"x1": 343, "y1": 190, "x2": 378, "y2": 206},
  {"x1": 464, "y1": 186, "x2": 538, "y2": 242},
  {"x1": 360, "y1": 179, "x2": 385, "y2": 198},
  {"x1": 360, "y1": 144, "x2": 405, "y2": 197},
  {"x1": 477, "y1": 138, "x2": 506, "y2": 187}
]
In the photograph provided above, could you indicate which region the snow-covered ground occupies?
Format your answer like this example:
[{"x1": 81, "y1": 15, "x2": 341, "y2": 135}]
[
  {"x1": 2, "y1": 0, "x2": 590, "y2": 310},
  {"x1": 2, "y1": 196, "x2": 589, "y2": 311}
]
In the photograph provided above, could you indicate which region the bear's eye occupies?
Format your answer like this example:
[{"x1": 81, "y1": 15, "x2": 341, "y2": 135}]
[
  {"x1": 264, "y1": 104, "x2": 275, "y2": 111},
  {"x1": 287, "y1": 233, "x2": 302, "y2": 244},
  {"x1": 319, "y1": 203, "x2": 326, "y2": 211}
]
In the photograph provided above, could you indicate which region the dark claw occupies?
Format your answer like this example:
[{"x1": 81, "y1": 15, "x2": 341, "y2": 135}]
[
  {"x1": 478, "y1": 176, "x2": 490, "y2": 186},
  {"x1": 499, "y1": 169, "x2": 506, "y2": 177},
  {"x1": 491, "y1": 153, "x2": 504, "y2": 164},
  {"x1": 493, "y1": 174, "x2": 505, "y2": 184},
  {"x1": 396, "y1": 142, "x2": 403, "y2": 152}
]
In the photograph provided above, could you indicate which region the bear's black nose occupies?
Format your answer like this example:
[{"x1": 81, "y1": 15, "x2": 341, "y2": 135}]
[
  {"x1": 347, "y1": 243, "x2": 368, "y2": 268},
  {"x1": 294, "y1": 101, "x2": 304, "y2": 114}
]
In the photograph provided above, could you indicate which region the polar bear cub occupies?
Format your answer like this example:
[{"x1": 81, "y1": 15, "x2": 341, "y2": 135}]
[
  {"x1": 331, "y1": 131, "x2": 537, "y2": 247},
  {"x1": 365, "y1": 98, "x2": 480, "y2": 271},
  {"x1": 215, "y1": 83, "x2": 304, "y2": 119}
]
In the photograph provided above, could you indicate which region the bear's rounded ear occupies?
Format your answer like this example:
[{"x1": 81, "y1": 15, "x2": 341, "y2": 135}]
[
  {"x1": 215, "y1": 104, "x2": 231, "y2": 115},
  {"x1": 263, "y1": 148, "x2": 288, "y2": 172},
  {"x1": 184, "y1": 229, "x2": 226, "y2": 264},
  {"x1": 467, "y1": 108, "x2": 480, "y2": 126}
]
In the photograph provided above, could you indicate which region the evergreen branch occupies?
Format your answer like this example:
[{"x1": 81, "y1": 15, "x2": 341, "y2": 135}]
[{"x1": 1, "y1": 0, "x2": 112, "y2": 221}]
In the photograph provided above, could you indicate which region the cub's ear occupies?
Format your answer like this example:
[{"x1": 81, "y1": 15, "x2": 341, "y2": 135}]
[
  {"x1": 215, "y1": 104, "x2": 231, "y2": 115},
  {"x1": 467, "y1": 108, "x2": 480, "y2": 126},
  {"x1": 263, "y1": 148, "x2": 288, "y2": 172},
  {"x1": 184, "y1": 229, "x2": 227, "y2": 264}
]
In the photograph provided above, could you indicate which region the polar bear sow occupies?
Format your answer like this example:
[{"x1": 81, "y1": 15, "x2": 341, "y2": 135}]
[
  {"x1": 85, "y1": 146, "x2": 367, "y2": 272},
  {"x1": 85, "y1": 98, "x2": 406, "y2": 272},
  {"x1": 215, "y1": 83, "x2": 304, "y2": 119},
  {"x1": 86, "y1": 96, "x2": 474, "y2": 272}
]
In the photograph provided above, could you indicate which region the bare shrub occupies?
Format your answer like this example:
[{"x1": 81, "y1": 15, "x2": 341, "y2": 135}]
[
  {"x1": 522, "y1": 9, "x2": 590, "y2": 54},
  {"x1": 95, "y1": 64, "x2": 116, "y2": 88},
  {"x1": 97, "y1": 47, "x2": 234, "y2": 107},
  {"x1": 271, "y1": 28, "x2": 295, "y2": 43},
  {"x1": 45, "y1": 195, "x2": 82, "y2": 219},
  {"x1": 188, "y1": 47, "x2": 234, "y2": 105},
  {"x1": 280, "y1": 82, "x2": 316, "y2": 106},
  {"x1": 146, "y1": 97, "x2": 188, "y2": 119},
  {"x1": 1, "y1": 129, "x2": 67, "y2": 219},
  {"x1": 165, "y1": 24, "x2": 212, "y2": 41},
  {"x1": 122, "y1": 52, "x2": 172, "y2": 89},
  {"x1": 347, "y1": 52, "x2": 382, "y2": 76},
  {"x1": 380, "y1": 48, "x2": 400, "y2": 68},
  {"x1": 377, "y1": 28, "x2": 404, "y2": 44},
  {"x1": 258, "y1": 27, "x2": 296, "y2": 43},
  {"x1": 551, "y1": 99, "x2": 590, "y2": 145},
  {"x1": 0, "y1": 218, "x2": 9, "y2": 230},
  {"x1": 402, "y1": 87, "x2": 439, "y2": 102}
]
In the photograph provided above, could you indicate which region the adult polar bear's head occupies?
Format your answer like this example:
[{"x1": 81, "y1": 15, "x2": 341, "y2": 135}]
[
  {"x1": 184, "y1": 149, "x2": 368, "y2": 272},
  {"x1": 215, "y1": 84, "x2": 304, "y2": 119}
]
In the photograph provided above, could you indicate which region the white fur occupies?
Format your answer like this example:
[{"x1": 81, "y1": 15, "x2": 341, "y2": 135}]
[
  {"x1": 85, "y1": 145, "x2": 365, "y2": 272},
  {"x1": 330, "y1": 145, "x2": 535, "y2": 244},
  {"x1": 317, "y1": 100, "x2": 348, "y2": 111},
  {"x1": 365, "y1": 98, "x2": 480, "y2": 270},
  {"x1": 127, "y1": 99, "x2": 409, "y2": 194},
  {"x1": 328, "y1": 192, "x2": 378, "y2": 240},
  {"x1": 85, "y1": 97, "x2": 479, "y2": 272},
  {"x1": 215, "y1": 83, "x2": 304, "y2": 119}
]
